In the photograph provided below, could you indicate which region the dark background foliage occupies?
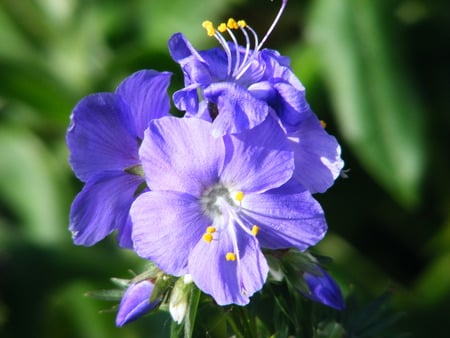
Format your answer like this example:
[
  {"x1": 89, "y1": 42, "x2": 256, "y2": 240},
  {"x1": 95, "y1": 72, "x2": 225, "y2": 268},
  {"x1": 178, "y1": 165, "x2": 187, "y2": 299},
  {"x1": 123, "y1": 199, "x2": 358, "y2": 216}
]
[{"x1": 1, "y1": 0, "x2": 449, "y2": 337}]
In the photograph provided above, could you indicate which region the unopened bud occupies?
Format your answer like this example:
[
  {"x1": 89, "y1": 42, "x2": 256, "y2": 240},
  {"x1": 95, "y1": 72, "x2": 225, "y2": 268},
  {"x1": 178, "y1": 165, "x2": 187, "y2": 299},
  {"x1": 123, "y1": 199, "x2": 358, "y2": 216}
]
[{"x1": 169, "y1": 275, "x2": 193, "y2": 324}]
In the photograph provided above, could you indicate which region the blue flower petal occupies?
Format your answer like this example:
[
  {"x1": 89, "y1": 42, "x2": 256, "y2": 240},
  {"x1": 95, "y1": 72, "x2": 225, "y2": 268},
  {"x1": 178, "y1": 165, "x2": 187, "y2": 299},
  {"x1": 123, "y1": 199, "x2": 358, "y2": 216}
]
[
  {"x1": 116, "y1": 216, "x2": 134, "y2": 249},
  {"x1": 221, "y1": 115, "x2": 294, "y2": 193},
  {"x1": 173, "y1": 84, "x2": 201, "y2": 113},
  {"x1": 242, "y1": 179, "x2": 327, "y2": 251},
  {"x1": 272, "y1": 81, "x2": 311, "y2": 130},
  {"x1": 139, "y1": 117, "x2": 224, "y2": 196},
  {"x1": 70, "y1": 171, "x2": 142, "y2": 247},
  {"x1": 131, "y1": 190, "x2": 209, "y2": 276},
  {"x1": 288, "y1": 114, "x2": 344, "y2": 193},
  {"x1": 115, "y1": 70, "x2": 172, "y2": 140},
  {"x1": 168, "y1": 32, "x2": 205, "y2": 64},
  {"x1": 67, "y1": 93, "x2": 138, "y2": 182},
  {"x1": 188, "y1": 225, "x2": 268, "y2": 306},
  {"x1": 204, "y1": 82, "x2": 269, "y2": 136}
]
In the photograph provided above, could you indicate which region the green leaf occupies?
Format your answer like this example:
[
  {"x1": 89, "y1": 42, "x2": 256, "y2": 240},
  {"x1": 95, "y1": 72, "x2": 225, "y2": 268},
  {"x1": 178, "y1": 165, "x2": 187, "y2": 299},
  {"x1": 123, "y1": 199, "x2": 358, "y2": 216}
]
[
  {"x1": 45, "y1": 282, "x2": 119, "y2": 338},
  {"x1": 0, "y1": 61, "x2": 75, "y2": 126},
  {"x1": 0, "y1": 125, "x2": 68, "y2": 245},
  {"x1": 316, "y1": 322, "x2": 345, "y2": 338},
  {"x1": 307, "y1": 0, "x2": 426, "y2": 207}
]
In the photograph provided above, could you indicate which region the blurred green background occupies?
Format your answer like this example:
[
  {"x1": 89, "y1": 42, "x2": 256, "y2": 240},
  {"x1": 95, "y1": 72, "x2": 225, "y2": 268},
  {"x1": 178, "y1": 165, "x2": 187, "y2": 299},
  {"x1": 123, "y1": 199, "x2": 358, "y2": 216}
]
[{"x1": 0, "y1": 0, "x2": 449, "y2": 337}]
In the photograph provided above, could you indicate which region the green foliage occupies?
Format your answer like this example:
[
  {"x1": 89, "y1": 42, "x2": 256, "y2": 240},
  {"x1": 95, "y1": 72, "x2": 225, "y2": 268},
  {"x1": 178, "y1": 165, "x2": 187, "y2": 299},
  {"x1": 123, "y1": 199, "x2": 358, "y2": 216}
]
[
  {"x1": 1, "y1": 0, "x2": 449, "y2": 337},
  {"x1": 308, "y1": 0, "x2": 426, "y2": 208}
]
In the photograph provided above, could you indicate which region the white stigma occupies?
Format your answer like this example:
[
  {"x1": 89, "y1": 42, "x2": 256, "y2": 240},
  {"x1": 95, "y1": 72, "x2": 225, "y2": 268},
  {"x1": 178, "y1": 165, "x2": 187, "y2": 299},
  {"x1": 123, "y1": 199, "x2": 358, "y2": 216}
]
[{"x1": 200, "y1": 184, "x2": 237, "y2": 219}]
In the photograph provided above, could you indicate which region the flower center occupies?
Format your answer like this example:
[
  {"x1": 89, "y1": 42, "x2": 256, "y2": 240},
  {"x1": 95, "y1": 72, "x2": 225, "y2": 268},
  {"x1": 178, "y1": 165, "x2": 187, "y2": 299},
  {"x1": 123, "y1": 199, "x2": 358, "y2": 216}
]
[
  {"x1": 200, "y1": 183, "x2": 240, "y2": 219},
  {"x1": 201, "y1": 0, "x2": 288, "y2": 80},
  {"x1": 200, "y1": 183, "x2": 260, "y2": 266}
]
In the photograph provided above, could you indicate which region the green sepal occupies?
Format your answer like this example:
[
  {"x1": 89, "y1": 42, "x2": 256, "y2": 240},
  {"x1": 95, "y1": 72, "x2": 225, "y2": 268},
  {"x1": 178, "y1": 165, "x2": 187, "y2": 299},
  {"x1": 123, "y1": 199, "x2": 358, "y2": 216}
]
[
  {"x1": 124, "y1": 164, "x2": 144, "y2": 177},
  {"x1": 110, "y1": 277, "x2": 130, "y2": 288},
  {"x1": 150, "y1": 273, "x2": 176, "y2": 303},
  {"x1": 130, "y1": 262, "x2": 163, "y2": 283},
  {"x1": 265, "y1": 252, "x2": 285, "y2": 282},
  {"x1": 84, "y1": 289, "x2": 124, "y2": 302},
  {"x1": 266, "y1": 249, "x2": 325, "y2": 295}
]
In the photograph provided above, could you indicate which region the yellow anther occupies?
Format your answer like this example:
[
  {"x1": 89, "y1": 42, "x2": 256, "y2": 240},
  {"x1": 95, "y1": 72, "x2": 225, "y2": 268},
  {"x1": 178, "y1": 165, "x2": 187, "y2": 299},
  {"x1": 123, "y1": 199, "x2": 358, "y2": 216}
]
[
  {"x1": 235, "y1": 191, "x2": 245, "y2": 202},
  {"x1": 206, "y1": 226, "x2": 216, "y2": 234},
  {"x1": 218, "y1": 22, "x2": 227, "y2": 33},
  {"x1": 251, "y1": 225, "x2": 260, "y2": 236},
  {"x1": 225, "y1": 252, "x2": 236, "y2": 261},
  {"x1": 320, "y1": 120, "x2": 327, "y2": 128},
  {"x1": 203, "y1": 233, "x2": 213, "y2": 243},
  {"x1": 227, "y1": 18, "x2": 238, "y2": 29},
  {"x1": 237, "y1": 20, "x2": 247, "y2": 28},
  {"x1": 202, "y1": 20, "x2": 215, "y2": 37}
]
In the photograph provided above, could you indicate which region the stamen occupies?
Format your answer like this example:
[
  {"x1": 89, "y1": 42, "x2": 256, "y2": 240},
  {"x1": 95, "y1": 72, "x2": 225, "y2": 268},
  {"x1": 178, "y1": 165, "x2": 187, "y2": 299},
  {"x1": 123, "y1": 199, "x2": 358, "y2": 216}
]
[
  {"x1": 206, "y1": 226, "x2": 216, "y2": 233},
  {"x1": 202, "y1": 20, "x2": 215, "y2": 37},
  {"x1": 222, "y1": 20, "x2": 242, "y2": 76},
  {"x1": 225, "y1": 252, "x2": 236, "y2": 261},
  {"x1": 235, "y1": 23, "x2": 252, "y2": 77},
  {"x1": 251, "y1": 225, "x2": 260, "y2": 236},
  {"x1": 203, "y1": 233, "x2": 213, "y2": 243},
  {"x1": 233, "y1": 24, "x2": 259, "y2": 79},
  {"x1": 217, "y1": 22, "x2": 227, "y2": 33},
  {"x1": 234, "y1": 191, "x2": 245, "y2": 202},
  {"x1": 227, "y1": 18, "x2": 239, "y2": 30},
  {"x1": 320, "y1": 120, "x2": 327, "y2": 128},
  {"x1": 237, "y1": 20, "x2": 247, "y2": 28},
  {"x1": 202, "y1": 19, "x2": 233, "y2": 75},
  {"x1": 202, "y1": 1, "x2": 288, "y2": 81},
  {"x1": 214, "y1": 30, "x2": 233, "y2": 76}
]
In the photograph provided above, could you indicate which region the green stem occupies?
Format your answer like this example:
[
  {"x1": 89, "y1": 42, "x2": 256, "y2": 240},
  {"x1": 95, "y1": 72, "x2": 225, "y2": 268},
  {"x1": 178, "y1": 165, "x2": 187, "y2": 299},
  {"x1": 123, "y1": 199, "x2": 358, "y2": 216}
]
[{"x1": 226, "y1": 306, "x2": 258, "y2": 338}]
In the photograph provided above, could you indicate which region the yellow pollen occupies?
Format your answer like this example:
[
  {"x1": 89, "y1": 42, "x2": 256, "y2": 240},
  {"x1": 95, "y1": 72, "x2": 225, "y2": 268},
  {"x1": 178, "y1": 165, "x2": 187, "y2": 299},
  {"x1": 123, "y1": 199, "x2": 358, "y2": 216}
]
[
  {"x1": 251, "y1": 225, "x2": 260, "y2": 236},
  {"x1": 235, "y1": 191, "x2": 244, "y2": 202},
  {"x1": 227, "y1": 18, "x2": 238, "y2": 29},
  {"x1": 202, "y1": 20, "x2": 215, "y2": 37},
  {"x1": 237, "y1": 20, "x2": 247, "y2": 28},
  {"x1": 320, "y1": 120, "x2": 327, "y2": 128},
  {"x1": 217, "y1": 22, "x2": 227, "y2": 33},
  {"x1": 225, "y1": 252, "x2": 236, "y2": 261},
  {"x1": 203, "y1": 233, "x2": 213, "y2": 243},
  {"x1": 206, "y1": 226, "x2": 216, "y2": 234}
]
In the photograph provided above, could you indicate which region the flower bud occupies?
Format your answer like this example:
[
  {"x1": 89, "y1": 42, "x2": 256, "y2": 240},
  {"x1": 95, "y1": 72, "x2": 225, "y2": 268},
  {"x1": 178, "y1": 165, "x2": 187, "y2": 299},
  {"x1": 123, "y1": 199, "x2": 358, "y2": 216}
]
[
  {"x1": 169, "y1": 275, "x2": 193, "y2": 324},
  {"x1": 301, "y1": 267, "x2": 345, "y2": 311},
  {"x1": 115, "y1": 280, "x2": 160, "y2": 327}
]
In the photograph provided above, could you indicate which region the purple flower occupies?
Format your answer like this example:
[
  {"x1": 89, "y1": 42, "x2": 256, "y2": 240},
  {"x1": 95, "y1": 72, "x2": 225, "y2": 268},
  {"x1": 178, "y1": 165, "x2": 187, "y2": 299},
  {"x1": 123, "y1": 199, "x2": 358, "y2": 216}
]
[
  {"x1": 168, "y1": 6, "x2": 344, "y2": 193},
  {"x1": 168, "y1": 36, "x2": 308, "y2": 137},
  {"x1": 130, "y1": 116, "x2": 327, "y2": 305},
  {"x1": 301, "y1": 266, "x2": 345, "y2": 311},
  {"x1": 116, "y1": 280, "x2": 159, "y2": 326},
  {"x1": 67, "y1": 70, "x2": 171, "y2": 247},
  {"x1": 168, "y1": 1, "x2": 309, "y2": 137}
]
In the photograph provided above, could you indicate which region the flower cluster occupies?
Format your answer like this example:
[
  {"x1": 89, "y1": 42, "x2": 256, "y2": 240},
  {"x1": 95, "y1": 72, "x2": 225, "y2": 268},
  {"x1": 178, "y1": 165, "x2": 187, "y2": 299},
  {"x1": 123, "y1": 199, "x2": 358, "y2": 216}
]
[{"x1": 67, "y1": 0, "x2": 344, "y2": 326}]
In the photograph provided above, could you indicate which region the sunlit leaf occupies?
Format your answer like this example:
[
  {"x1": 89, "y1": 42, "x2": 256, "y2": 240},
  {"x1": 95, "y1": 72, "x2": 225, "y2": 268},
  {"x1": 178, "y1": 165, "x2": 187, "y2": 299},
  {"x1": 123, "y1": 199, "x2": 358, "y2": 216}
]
[{"x1": 307, "y1": 0, "x2": 426, "y2": 207}]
